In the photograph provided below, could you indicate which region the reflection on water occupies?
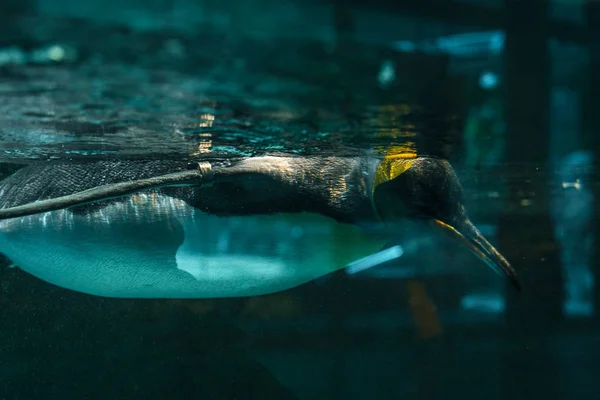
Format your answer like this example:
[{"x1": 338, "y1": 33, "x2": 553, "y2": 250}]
[{"x1": 0, "y1": 62, "x2": 457, "y2": 162}]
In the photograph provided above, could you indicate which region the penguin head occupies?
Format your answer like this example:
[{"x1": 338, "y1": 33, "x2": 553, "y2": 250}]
[{"x1": 372, "y1": 155, "x2": 520, "y2": 291}]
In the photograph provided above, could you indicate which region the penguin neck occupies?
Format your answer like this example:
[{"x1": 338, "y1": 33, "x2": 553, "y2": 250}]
[{"x1": 366, "y1": 146, "x2": 418, "y2": 223}]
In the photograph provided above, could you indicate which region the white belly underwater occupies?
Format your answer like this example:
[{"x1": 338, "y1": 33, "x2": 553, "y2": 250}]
[{"x1": 0, "y1": 193, "x2": 384, "y2": 298}]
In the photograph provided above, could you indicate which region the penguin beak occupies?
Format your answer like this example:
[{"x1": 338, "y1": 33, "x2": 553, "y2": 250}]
[{"x1": 429, "y1": 218, "x2": 521, "y2": 291}]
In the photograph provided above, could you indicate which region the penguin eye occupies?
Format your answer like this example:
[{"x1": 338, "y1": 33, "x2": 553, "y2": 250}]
[{"x1": 409, "y1": 183, "x2": 449, "y2": 220}]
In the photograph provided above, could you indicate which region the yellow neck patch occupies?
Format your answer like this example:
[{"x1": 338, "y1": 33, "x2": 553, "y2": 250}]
[{"x1": 373, "y1": 144, "x2": 417, "y2": 192}]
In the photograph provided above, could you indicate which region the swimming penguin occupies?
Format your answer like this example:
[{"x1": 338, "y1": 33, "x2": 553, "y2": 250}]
[{"x1": 0, "y1": 148, "x2": 520, "y2": 298}]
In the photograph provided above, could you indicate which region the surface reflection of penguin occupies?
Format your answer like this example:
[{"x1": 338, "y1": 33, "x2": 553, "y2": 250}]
[{"x1": 0, "y1": 147, "x2": 520, "y2": 298}]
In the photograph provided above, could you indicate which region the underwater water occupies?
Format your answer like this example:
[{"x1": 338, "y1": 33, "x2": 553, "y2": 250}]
[{"x1": 1, "y1": 2, "x2": 599, "y2": 399}]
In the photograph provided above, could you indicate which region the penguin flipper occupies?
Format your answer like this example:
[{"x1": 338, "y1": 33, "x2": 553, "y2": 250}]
[{"x1": 0, "y1": 163, "x2": 213, "y2": 220}]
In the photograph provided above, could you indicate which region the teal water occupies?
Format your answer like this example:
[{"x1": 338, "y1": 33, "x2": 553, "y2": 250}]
[{"x1": 0, "y1": 4, "x2": 598, "y2": 400}]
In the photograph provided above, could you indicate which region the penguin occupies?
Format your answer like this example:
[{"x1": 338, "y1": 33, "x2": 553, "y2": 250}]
[{"x1": 0, "y1": 148, "x2": 520, "y2": 298}]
